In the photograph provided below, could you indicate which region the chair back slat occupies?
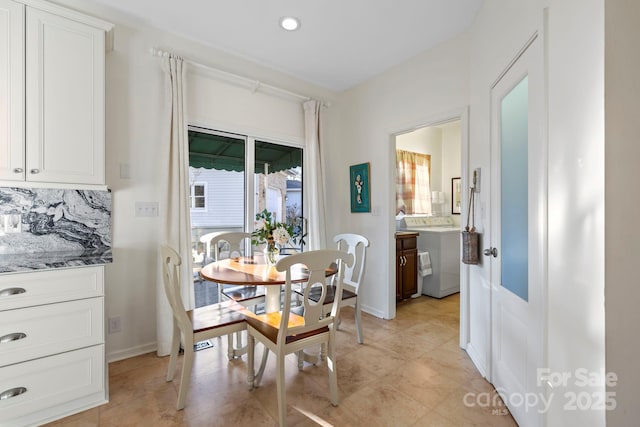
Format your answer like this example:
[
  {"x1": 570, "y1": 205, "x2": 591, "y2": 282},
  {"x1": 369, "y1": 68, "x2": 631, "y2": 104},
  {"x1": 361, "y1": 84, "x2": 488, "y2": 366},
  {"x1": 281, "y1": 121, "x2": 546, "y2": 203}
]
[
  {"x1": 276, "y1": 249, "x2": 354, "y2": 339},
  {"x1": 160, "y1": 246, "x2": 193, "y2": 332},
  {"x1": 334, "y1": 233, "x2": 369, "y2": 292},
  {"x1": 204, "y1": 231, "x2": 253, "y2": 261}
]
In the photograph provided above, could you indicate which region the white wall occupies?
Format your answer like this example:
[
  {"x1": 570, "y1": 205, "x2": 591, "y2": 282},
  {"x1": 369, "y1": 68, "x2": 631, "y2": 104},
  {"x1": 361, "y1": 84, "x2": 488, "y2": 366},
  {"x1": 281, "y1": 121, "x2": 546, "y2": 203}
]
[
  {"x1": 188, "y1": 69, "x2": 305, "y2": 144},
  {"x1": 440, "y1": 121, "x2": 462, "y2": 221},
  {"x1": 605, "y1": 1, "x2": 640, "y2": 425},
  {"x1": 50, "y1": 0, "x2": 335, "y2": 361},
  {"x1": 546, "y1": 0, "x2": 605, "y2": 425},
  {"x1": 325, "y1": 34, "x2": 470, "y2": 319}
]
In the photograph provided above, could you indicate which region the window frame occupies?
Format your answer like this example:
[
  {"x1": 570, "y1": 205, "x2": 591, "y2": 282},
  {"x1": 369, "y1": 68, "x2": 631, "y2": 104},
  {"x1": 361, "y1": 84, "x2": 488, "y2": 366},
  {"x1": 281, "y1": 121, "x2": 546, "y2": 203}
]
[{"x1": 189, "y1": 181, "x2": 208, "y2": 211}]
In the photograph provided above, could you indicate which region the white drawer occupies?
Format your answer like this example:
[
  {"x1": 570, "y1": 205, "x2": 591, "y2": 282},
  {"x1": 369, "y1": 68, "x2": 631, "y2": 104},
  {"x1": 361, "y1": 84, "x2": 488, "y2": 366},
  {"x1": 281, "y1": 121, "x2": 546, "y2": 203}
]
[
  {"x1": 0, "y1": 266, "x2": 104, "y2": 311},
  {"x1": 0, "y1": 345, "x2": 106, "y2": 426},
  {"x1": 0, "y1": 298, "x2": 104, "y2": 368}
]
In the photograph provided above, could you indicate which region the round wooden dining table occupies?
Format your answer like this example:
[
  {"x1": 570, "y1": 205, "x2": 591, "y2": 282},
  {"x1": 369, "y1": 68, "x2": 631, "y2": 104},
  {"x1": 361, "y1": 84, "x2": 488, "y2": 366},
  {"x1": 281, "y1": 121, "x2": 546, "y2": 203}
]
[{"x1": 199, "y1": 255, "x2": 337, "y2": 312}]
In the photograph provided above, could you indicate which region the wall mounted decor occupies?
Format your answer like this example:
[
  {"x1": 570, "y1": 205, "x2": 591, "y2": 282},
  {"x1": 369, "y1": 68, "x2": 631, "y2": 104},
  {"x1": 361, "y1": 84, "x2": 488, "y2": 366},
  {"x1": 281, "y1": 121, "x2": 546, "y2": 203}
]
[
  {"x1": 452, "y1": 177, "x2": 462, "y2": 214},
  {"x1": 350, "y1": 162, "x2": 371, "y2": 213}
]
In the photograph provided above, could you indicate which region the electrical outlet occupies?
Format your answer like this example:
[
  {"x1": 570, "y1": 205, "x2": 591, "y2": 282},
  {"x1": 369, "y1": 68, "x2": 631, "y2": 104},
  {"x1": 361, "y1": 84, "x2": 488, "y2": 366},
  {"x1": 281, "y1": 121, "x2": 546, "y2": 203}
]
[
  {"x1": 0, "y1": 214, "x2": 21, "y2": 234},
  {"x1": 108, "y1": 316, "x2": 122, "y2": 334}
]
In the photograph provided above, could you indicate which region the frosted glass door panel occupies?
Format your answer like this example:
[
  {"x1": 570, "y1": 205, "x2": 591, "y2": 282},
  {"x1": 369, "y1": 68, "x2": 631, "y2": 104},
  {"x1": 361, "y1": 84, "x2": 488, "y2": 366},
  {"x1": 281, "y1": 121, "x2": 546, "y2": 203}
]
[{"x1": 500, "y1": 76, "x2": 528, "y2": 301}]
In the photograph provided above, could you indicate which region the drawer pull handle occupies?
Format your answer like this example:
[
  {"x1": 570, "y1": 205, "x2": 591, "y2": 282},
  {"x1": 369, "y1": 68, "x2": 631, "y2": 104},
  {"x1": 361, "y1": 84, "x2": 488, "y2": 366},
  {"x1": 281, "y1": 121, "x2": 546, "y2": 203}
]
[
  {"x1": 0, "y1": 287, "x2": 26, "y2": 297},
  {"x1": 13, "y1": 168, "x2": 23, "y2": 173},
  {"x1": 0, "y1": 332, "x2": 27, "y2": 343},
  {"x1": 30, "y1": 168, "x2": 40, "y2": 174},
  {"x1": 0, "y1": 387, "x2": 27, "y2": 400}
]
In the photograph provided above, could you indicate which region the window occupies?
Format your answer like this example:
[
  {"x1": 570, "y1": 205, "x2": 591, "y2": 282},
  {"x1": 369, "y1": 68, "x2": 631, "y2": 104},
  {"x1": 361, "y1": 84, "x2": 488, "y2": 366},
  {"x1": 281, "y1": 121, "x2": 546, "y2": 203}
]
[
  {"x1": 396, "y1": 149, "x2": 432, "y2": 215},
  {"x1": 188, "y1": 126, "x2": 304, "y2": 255},
  {"x1": 189, "y1": 182, "x2": 207, "y2": 210}
]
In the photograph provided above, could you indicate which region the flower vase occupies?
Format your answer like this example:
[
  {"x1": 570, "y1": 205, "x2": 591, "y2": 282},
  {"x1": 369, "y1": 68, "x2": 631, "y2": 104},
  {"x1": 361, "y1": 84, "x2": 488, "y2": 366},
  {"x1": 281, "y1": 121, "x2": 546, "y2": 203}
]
[{"x1": 264, "y1": 243, "x2": 280, "y2": 266}]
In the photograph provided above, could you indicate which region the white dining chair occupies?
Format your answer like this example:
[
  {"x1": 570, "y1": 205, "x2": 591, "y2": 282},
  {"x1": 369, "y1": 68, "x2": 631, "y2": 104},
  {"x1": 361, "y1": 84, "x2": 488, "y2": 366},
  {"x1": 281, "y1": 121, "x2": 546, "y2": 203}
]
[
  {"x1": 201, "y1": 231, "x2": 266, "y2": 358},
  {"x1": 202, "y1": 231, "x2": 267, "y2": 308},
  {"x1": 245, "y1": 249, "x2": 354, "y2": 427},
  {"x1": 295, "y1": 233, "x2": 369, "y2": 344},
  {"x1": 160, "y1": 246, "x2": 247, "y2": 410}
]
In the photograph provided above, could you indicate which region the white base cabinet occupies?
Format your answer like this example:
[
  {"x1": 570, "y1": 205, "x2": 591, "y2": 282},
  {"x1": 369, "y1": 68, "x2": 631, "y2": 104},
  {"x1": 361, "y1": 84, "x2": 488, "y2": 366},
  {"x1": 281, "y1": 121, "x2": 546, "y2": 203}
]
[{"x1": 0, "y1": 266, "x2": 107, "y2": 426}]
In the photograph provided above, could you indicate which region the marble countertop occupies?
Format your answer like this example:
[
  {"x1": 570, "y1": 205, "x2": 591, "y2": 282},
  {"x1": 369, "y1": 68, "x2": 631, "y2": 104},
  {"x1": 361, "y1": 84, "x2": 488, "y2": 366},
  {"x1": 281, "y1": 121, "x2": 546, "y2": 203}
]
[{"x1": 0, "y1": 248, "x2": 112, "y2": 273}]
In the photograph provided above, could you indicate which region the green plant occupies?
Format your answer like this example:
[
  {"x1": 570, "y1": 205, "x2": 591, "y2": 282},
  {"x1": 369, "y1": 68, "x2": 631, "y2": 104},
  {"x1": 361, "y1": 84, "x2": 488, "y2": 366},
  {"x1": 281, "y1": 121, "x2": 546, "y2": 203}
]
[{"x1": 251, "y1": 209, "x2": 306, "y2": 248}]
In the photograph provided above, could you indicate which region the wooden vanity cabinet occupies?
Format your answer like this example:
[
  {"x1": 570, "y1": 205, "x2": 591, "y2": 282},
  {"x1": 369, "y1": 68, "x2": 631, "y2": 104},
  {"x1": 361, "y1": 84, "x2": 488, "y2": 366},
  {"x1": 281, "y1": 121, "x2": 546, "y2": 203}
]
[{"x1": 396, "y1": 232, "x2": 418, "y2": 301}]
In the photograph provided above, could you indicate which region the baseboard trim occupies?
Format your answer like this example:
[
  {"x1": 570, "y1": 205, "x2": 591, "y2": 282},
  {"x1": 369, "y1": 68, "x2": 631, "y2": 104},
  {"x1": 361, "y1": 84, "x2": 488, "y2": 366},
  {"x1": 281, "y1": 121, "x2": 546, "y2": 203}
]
[
  {"x1": 361, "y1": 303, "x2": 385, "y2": 319},
  {"x1": 107, "y1": 342, "x2": 157, "y2": 363},
  {"x1": 466, "y1": 341, "x2": 488, "y2": 379}
]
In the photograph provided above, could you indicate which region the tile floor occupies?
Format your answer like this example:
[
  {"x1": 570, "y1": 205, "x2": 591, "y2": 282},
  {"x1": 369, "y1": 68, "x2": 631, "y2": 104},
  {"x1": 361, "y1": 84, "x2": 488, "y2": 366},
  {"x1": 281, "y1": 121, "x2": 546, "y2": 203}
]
[{"x1": 47, "y1": 294, "x2": 517, "y2": 426}]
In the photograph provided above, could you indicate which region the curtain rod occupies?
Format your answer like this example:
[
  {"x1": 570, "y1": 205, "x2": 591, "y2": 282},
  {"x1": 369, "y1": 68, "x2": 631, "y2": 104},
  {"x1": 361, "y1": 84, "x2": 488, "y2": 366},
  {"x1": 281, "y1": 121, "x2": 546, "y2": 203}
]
[{"x1": 150, "y1": 47, "x2": 325, "y2": 105}]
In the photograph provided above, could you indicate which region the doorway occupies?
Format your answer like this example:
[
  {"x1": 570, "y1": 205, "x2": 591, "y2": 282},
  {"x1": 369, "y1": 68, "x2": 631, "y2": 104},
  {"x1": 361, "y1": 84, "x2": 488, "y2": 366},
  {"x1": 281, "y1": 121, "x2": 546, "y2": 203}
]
[{"x1": 388, "y1": 108, "x2": 470, "y2": 347}]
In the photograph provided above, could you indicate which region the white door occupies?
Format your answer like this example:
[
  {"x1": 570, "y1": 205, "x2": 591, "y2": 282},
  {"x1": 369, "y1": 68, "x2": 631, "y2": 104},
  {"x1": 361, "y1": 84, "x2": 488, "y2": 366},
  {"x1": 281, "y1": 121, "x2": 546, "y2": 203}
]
[{"x1": 488, "y1": 34, "x2": 545, "y2": 427}]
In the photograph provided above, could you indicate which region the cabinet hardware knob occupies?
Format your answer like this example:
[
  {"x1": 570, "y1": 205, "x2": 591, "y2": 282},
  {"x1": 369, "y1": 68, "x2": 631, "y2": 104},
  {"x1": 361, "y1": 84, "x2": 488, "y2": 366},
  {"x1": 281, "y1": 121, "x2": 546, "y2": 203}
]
[
  {"x1": 0, "y1": 287, "x2": 26, "y2": 297},
  {"x1": 30, "y1": 168, "x2": 40, "y2": 174},
  {"x1": 13, "y1": 168, "x2": 23, "y2": 173},
  {"x1": 0, "y1": 332, "x2": 27, "y2": 344},
  {"x1": 0, "y1": 387, "x2": 27, "y2": 400}
]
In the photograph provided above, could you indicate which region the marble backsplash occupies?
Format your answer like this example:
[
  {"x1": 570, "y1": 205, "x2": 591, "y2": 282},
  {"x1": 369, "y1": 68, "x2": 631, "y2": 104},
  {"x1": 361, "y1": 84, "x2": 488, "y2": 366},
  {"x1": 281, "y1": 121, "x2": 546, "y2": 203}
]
[{"x1": 0, "y1": 187, "x2": 112, "y2": 272}]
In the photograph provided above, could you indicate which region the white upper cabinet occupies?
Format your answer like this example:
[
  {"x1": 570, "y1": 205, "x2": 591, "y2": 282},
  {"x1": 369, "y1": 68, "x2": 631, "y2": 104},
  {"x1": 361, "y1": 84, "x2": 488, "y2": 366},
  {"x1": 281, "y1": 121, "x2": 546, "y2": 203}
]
[
  {"x1": 0, "y1": 0, "x2": 24, "y2": 181},
  {"x1": 0, "y1": 0, "x2": 112, "y2": 187}
]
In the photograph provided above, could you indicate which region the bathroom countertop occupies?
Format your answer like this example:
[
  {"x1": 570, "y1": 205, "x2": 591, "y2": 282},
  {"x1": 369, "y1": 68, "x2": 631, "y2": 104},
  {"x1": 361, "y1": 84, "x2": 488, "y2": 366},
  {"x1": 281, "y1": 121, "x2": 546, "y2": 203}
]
[{"x1": 0, "y1": 248, "x2": 113, "y2": 274}]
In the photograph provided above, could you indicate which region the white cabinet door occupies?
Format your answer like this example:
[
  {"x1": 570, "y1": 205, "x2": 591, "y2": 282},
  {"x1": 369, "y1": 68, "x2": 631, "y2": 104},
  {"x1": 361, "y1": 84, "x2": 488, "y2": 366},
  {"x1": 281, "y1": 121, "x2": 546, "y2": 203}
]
[
  {"x1": 0, "y1": 0, "x2": 24, "y2": 181},
  {"x1": 25, "y1": 7, "x2": 105, "y2": 185}
]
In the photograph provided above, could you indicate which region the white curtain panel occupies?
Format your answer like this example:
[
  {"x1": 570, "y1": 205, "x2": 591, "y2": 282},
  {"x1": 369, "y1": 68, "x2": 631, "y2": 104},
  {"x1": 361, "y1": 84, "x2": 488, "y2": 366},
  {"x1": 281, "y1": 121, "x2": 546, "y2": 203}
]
[
  {"x1": 303, "y1": 100, "x2": 328, "y2": 250},
  {"x1": 156, "y1": 55, "x2": 194, "y2": 356}
]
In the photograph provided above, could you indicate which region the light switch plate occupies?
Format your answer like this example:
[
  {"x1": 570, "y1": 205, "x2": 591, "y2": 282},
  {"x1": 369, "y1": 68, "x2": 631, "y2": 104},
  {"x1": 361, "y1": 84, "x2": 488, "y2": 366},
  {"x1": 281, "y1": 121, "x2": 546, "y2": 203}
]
[{"x1": 135, "y1": 202, "x2": 158, "y2": 217}]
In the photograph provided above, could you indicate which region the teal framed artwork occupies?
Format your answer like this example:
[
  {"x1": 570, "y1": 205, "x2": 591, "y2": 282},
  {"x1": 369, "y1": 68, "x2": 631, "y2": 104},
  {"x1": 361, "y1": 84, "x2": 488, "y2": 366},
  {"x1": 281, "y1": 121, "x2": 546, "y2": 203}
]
[{"x1": 350, "y1": 162, "x2": 371, "y2": 213}]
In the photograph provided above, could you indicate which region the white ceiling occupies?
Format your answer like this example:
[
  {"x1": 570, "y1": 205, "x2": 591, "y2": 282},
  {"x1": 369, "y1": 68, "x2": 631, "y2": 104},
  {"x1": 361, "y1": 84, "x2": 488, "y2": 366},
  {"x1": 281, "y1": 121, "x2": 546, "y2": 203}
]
[{"x1": 90, "y1": 0, "x2": 483, "y2": 92}]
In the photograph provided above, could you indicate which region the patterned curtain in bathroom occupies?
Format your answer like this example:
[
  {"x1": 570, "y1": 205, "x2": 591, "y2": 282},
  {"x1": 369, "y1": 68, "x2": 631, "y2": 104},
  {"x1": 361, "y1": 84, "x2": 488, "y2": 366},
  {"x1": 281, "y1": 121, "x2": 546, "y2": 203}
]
[{"x1": 396, "y1": 149, "x2": 432, "y2": 215}]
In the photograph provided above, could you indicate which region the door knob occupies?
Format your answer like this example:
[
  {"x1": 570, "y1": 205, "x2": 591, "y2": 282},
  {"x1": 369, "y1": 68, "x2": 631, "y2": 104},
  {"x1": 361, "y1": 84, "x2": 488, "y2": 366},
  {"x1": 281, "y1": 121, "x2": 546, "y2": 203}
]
[{"x1": 483, "y1": 247, "x2": 498, "y2": 257}]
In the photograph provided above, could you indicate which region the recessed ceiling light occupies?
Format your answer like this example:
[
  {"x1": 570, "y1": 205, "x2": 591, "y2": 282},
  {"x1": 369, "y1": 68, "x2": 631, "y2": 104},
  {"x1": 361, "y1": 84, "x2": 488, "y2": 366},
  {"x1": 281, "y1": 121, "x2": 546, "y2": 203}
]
[{"x1": 280, "y1": 16, "x2": 300, "y2": 31}]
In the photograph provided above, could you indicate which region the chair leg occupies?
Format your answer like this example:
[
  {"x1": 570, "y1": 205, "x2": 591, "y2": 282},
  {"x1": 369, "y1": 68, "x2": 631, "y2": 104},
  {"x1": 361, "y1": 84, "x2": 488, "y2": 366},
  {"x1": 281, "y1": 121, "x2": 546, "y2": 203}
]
[
  {"x1": 235, "y1": 330, "x2": 244, "y2": 348},
  {"x1": 227, "y1": 334, "x2": 234, "y2": 360},
  {"x1": 176, "y1": 336, "x2": 195, "y2": 410},
  {"x1": 247, "y1": 333, "x2": 255, "y2": 389},
  {"x1": 166, "y1": 323, "x2": 181, "y2": 381},
  {"x1": 355, "y1": 300, "x2": 363, "y2": 344},
  {"x1": 297, "y1": 350, "x2": 303, "y2": 371},
  {"x1": 255, "y1": 343, "x2": 269, "y2": 387},
  {"x1": 276, "y1": 353, "x2": 287, "y2": 427},
  {"x1": 327, "y1": 334, "x2": 339, "y2": 406}
]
